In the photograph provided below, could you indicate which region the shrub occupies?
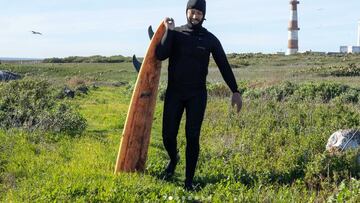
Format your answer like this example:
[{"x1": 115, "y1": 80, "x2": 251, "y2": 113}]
[
  {"x1": 308, "y1": 63, "x2": 360, "y2": 77},
  {"x1": 245, "y1": 81, "x2": 360, "y2": 104},
  {"x1": 39, "y1": 103, "x2": 87, "y2": 135},
  {"x1": 43, "y1": 55, "x2": 132, "y2": 63},
  {"x1": 304, "y1": 149, "x2": 360, "y2": 190},
  {"x1": 330, "y1": 63, "x2": 360, "y2": 77},
  {"x1": 327, "y1": 178, "x2": 360, "y2": 202},
  {"x1": 263, "y1": 81, "x2": 296, "y2": 101},
  {"x1": 0, "y1": 79, "x2": 86, "y2": 136},
  {"x1": 207, "y1": 82, "x2": 232, "y2": 97},
  {"x1": 66, "y1": 76, "x2": 88, "y2": 87},
  {"x1": 293, "y1": 82, "x2": 349, "y2": 103},
  {"x1": 339, "y1": 89, "x2": 359, "y2": 103}
]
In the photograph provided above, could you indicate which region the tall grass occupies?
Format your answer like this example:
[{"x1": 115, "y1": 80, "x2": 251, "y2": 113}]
[
  {"x1": 1, "y1": 54, "x2": 360, "y2": 201},
  {"x1": 1, "y1": 85, "x2": 359, "y2": 202}
]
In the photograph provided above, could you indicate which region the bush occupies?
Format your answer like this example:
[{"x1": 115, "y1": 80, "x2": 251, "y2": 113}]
[
  {"x1": 0, "y1": 79, "x2": 86, "y2": 136},
  {"x1": 293, "y1": 82, "x2": 349, "y2": 103},
  {"x1": 245, "y1": 81, "x2": 360, "y2": 104},
  {"x1": 263, "y1": 81, "x2": 296, "y2": 101},
  {"x1": 305, "y1": 149, "x2": 360, "y2": 190},
  {"x1": 207, "y1": 82, "x2": 232, "y2": 97},
  {"x1": 330, "y1": 63, "x2": 360, "y2": 77},
  {"x1": 308, "y1": 63, "x2": 360, "y2": 77},
  {"x1": 328, "y1": 178, "x2": 360, "y2": 202},
  {"x1": 39, "y1": 103, "x2": 87, "y2": 135},
  {"x1": 338, "y1": 89, "x2": 359, "y2": 103},
  {"x1": 43, "y1": 55, "x2": 132, "y2": 63}
]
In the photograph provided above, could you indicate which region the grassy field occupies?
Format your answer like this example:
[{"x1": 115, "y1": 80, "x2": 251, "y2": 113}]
[
  {"x1": 0, "y1": 53, "x2": 360, "y2": 202},
  {"x1": 2, "y1": 53, "x2": 360, "y2": 86}
]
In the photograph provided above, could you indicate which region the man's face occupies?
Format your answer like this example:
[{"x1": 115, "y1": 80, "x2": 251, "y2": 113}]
[{"x1": 187, "y1": 8, "x2": 204, "y2": 25}]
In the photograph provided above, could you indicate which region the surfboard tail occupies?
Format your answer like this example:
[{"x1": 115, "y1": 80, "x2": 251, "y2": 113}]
[{"x1": 115, "y1": 21, "x2": 166, "y2": 173}]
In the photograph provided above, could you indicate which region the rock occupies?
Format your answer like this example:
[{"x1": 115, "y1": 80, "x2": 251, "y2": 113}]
[
  {"x1": 113, "y1": 81, "x2": 127, "y2": 87},
  {"x1": 63, "y1": 87, "x2": 75, "y2": 98},
  {"x1": 326, "y1": 129, "x2": 360, "y2": 152},
  {"x1": 0, "y1": 70, "x2": 21, "y2": 81},
  {"x1": 92, "y1": 83, "x2": 99, "y2": 90},
  {"x1": 76, "y1": 85, "x2": 89, "y2": 94}
]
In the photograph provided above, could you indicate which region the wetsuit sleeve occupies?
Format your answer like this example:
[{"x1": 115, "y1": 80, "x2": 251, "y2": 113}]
[
  {"x1": 155, "y1": 28, "x2": 174, "y2": 61},
  {"x1": 211, "y1": 36, "x2": 239, "y2": 93}
]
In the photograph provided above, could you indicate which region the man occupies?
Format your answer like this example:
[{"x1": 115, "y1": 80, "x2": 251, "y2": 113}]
[{"x1": 155, "y1": 0, "x2": 242, "y2": 190}]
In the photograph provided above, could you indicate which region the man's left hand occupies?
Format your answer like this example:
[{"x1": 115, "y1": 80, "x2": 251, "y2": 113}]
[{"x1": 231, "y1": 92, "x2": 242, "y2": 113}]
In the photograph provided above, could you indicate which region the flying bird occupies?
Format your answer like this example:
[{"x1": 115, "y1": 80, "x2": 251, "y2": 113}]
[{"x1": 30, "y1": 31, "x2": 42, "y2": 35}]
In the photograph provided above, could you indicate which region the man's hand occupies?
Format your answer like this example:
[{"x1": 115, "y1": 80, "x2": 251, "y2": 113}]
[
  {"x1": 163, "y1": 17, "x2": 175, "y2": 30},
  {"x1": 231, "y1": 92, "x2": 242, "y2": 113}
]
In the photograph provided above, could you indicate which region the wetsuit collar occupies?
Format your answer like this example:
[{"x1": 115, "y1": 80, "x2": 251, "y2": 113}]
[{"x1": 185, "y1": 22, "x2": 203, "y2": 31}]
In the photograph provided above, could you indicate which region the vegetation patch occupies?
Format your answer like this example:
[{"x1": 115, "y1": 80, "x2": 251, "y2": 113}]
[
  {"x1": 0, "y1": 79, "x2": 86, "y2": 136},
  {"x1": 307, "y1": 63, "x2": 360, "y2": 77},
  {"x1": 1, "y1": 54, "x2": 360, "y2": 201},
  {"x1": 245, "y1": 81, "x2": 360, "y2": 103},
  {"x1": 305, "y1": 149, "x2": 360, "y2": 190},
  {"x1": 43, "y1": 55, "x2": 132, "y2": 63}
]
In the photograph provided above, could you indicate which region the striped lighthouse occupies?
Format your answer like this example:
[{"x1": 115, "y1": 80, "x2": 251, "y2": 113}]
[
  {"x1": 357, "y1": 20, "x2": 360, "y2": 46},
  {"x1": 287, "y1": 0, "x2": 300, "y2": 55}
]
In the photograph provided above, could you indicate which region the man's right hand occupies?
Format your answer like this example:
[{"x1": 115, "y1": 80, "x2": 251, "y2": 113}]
[
  {"x1": 231, "y1": 92, "x2": 243, "y2": 113},
  {"x1": 163, "y1": 17, "x2": 175, "y2": 30}
]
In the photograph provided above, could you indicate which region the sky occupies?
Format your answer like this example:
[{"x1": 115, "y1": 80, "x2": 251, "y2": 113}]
[{"x1": 0, "y1": 0, "x2": 359, "y2": 58}]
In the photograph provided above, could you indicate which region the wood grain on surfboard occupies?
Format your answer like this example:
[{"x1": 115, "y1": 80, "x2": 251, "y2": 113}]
[{"x1": 114, "y1": 22, "x2": 166, "y2": 173}]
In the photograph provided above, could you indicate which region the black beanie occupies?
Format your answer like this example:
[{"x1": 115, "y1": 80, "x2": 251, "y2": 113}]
[
  {"x1": 186, "y1": 0, "x2": 206, "y2": 17},
  {"x1": 186, "y1": 0, "x2": 206, "y2": 29}
]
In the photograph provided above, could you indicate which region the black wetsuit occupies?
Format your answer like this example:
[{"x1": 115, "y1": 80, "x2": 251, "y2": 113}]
[{"x1": 156, "y1": 23, "x2": 238, "y2": 183}]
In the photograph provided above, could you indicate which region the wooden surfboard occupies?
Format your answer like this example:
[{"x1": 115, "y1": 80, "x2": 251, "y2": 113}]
[{"x1": 114, "y1": 22, "x2": 166, "y2": 173}]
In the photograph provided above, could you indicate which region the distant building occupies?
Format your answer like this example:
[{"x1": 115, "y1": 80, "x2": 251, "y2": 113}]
[
  {"x1": 340, "y1": 46, "x2": 347, "y2": 53},
  {"x1": 340, "y1": 46, "x2": 360, "y2": 53},
  {"x1": 340, "y1": 21, "x2": 360, "y2": 53}
]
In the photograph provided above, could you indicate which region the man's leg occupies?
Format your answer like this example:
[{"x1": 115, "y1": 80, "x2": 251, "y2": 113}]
[
  {"x1": 162, "y1": 89, "x2": 184, "y2": 177},
  {"x1": 184, "y1": 89, "x2": 207, "y2": 188}
]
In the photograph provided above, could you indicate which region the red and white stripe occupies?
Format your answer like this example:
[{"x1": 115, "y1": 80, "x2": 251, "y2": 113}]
[
  {"x1": 287, "y1": 1, "x2": 300, "y2": 55},
  {"x1": 357, "y1": 20, "x2": 360, "y2": 46}
]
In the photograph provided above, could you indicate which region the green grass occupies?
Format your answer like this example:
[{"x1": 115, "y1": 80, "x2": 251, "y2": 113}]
[
  {"x1": 0, "y1": 63, "x2": 137, "y2": 85},
  {"x1": 2, "y1": 53, "x2": 360, "y2": 87},
  {"x1": 208, "y1": 53, "x2": 360, "y2": 87},
  {"x1": 1, "y1": 54, "x2": 360, "y2": 202},
  {"x1": 75, "y1": 86, "x2": 130, "y2": 132}
]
